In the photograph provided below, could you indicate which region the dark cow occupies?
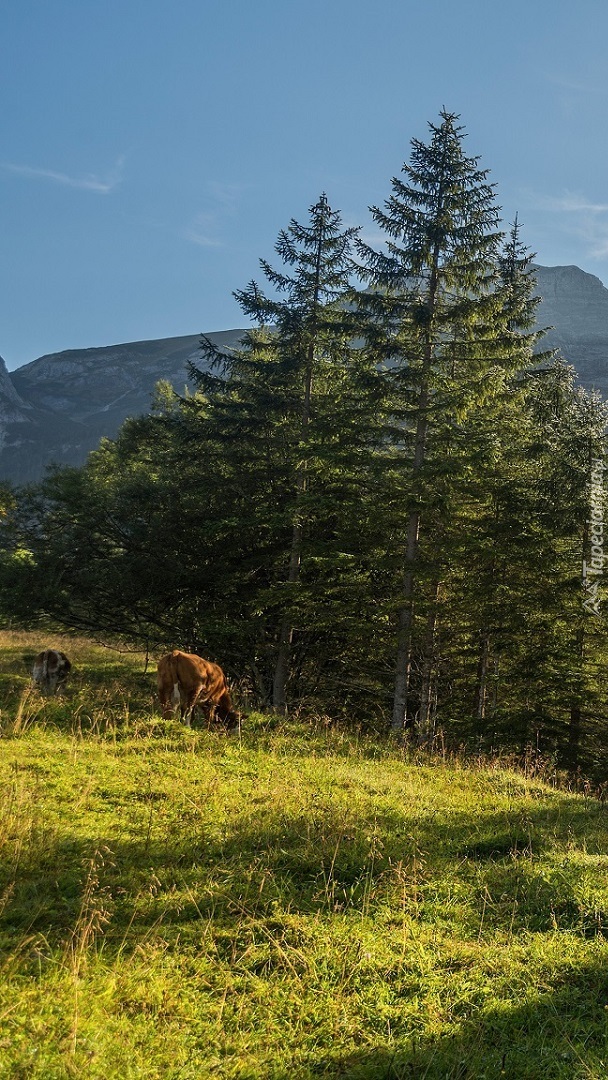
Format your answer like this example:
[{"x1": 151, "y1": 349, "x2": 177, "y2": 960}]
[
  {"x1": 157, "y1": 650, "x2": 239, "y2": 729},
  {"x1": 32, "y1": 649, "x2": 72, "y2": 695}
]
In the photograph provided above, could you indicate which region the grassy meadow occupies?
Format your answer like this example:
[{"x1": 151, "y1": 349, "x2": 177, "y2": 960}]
[{"x1": 1, "y1": 632, "x2": 608, "y2": 1077}]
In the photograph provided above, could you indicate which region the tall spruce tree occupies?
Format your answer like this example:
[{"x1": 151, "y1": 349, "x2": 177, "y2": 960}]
[
  {"x1": 192, "y1": 196, "x2": 376, "y2": 711},
  {"x1": 455, "y1": 219, "x2": 549, "y2": 737},
  {"x1": 358, "y1": 111, "x2": 504, "y2": 731}
]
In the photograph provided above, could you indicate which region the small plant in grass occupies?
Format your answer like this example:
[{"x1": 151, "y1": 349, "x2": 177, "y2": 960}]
[{"x1": 1, "y1": 687, "x2": 45, "y2": 737}]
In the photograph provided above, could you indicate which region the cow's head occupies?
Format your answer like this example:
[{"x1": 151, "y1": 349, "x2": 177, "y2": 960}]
[{"x1": 218, "y1": 707, "x2": 240, "y2": 731}]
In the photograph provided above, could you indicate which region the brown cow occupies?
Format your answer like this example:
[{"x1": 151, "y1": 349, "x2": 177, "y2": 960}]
[
  {"x1": 32, "y1": 649, "x2": 72, "y2": 695},
  {"x1": 157, "y1": 650, "x2": 239, "y2": 730}
]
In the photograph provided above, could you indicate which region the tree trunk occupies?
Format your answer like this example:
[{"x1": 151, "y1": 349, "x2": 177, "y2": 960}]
[
  {"x1": 390, "y1": 237, "x2": 441, "y2": 731},
  {"x1": 391, "y1": 511, "x2": 421, "y2": 730},
  {"x1": 272, "y1": 389, "x2": 310, "y2": 709},
  {"x1": 272, "y1": 519, "x2": 303, "y2": 711},
  {"x1": 418, "y1": 585, "x2": 439, "y2": 743},
  {"x1": 567, "y1": 624, "x2": 585, "y2": 770},
  {"x1": 568, "y1": 514, "x2": 591, "y2": 767},
  {"x1": 568, "y1": 703, "x2": 583, "y2": 769},
  {"x1": 391, "y1": 361, "x2": 433, "y2": 731},
  {"x1": 272, "y1": 211, "x2": 325, "y2": 710},
  {"x1": 473, "y1": 631, "x2": 490, "y2": 737}
]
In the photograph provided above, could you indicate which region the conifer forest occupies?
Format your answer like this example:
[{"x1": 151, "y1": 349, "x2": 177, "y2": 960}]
[{"x1": 3, "y1": 112, "x2": 608, "y2": 777}]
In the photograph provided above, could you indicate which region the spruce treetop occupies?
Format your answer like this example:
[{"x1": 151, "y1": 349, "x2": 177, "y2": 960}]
[
  {"x1": 234, "y1": 194, "x2": 359, "y2": 329},
  {"x1": 361, "y1": 110, "x2": 503, "y2": 295}
]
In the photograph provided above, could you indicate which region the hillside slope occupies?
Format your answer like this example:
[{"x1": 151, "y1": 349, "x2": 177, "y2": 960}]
[
  {"x1": 534, "y1": 264, "x2": 608, "y2": 392},
  {"x1": 1, "y1": 330, "x2": 243, "y2": 484},
  {"x1": 1, "y1": 631, "x2": 608, "y2": 1078}
]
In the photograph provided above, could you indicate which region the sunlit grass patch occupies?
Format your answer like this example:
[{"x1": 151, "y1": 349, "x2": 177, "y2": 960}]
[{"x1": 1, "y1": 631, "x2": 608, "y2": 1076}]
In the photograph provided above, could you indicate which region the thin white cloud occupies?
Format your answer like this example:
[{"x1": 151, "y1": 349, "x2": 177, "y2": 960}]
[
  {"x1": 544, "y1": 73, "x2": 604, "y2": 95},
  {"x1": 526, "y1": 187, "x2": 608, "y2": 267},
  {"x1": 207, "y1": 181, "x2": 242, "y2": 212},
  {"x1": 182, "y1": 211, "x2": 223, "y2": 248},
  {"x1": 589, "y1": 239, "x2": 608, "y2": 260},
  {"x1": 535, "y1": 191, "x2": 608, "y2": 215},
  {"x1": 355, "y1": 226, "x2": 388, "y2": 251},
  {"x1": 182, "y1": 182, "x2": 244, "y2": 248},
  {"x1": 1, "y1": 155, "x2": 125, "y2": 194}
]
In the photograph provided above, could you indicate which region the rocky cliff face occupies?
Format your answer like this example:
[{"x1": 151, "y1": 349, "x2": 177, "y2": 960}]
[
  {"x1": 0, "y1": 356, "x2": 32, "y2": 436},
  {"x1": 533, "y1": 265, "x2": 608, "y2": 393},
  {"x1": 0, "y1": 330, "x2": 243, "y2": 485},
  {"x1": 2, "y1": 265, "x2": 608, "y2": 485}
]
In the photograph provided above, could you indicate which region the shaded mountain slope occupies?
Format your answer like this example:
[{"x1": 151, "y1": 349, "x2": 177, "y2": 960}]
[
  {"x1": 1, "y1": 330, "x2": 243, "y2": 484},
  {"x1": 3, "y1": 265, "x2": 608, "y2": 484}
]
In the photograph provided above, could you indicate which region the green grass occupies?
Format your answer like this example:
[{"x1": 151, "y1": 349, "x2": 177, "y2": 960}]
[{"x1": 1, "y1": 632, "x2": 608, "y2": 1077}]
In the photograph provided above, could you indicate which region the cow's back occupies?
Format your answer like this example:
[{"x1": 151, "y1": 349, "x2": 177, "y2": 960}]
[
  {"x1": 173, "y1": 651, "x2": 213, "y2": 690},
  {"x1": 156, "y1": 650, "x2": 237, "y2": 727}
]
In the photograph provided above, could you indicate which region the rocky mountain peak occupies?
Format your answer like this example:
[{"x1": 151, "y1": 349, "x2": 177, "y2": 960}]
[
  {"x1": 532, "y1": 265, "x2": 608, "y2": 390},
  {"x1": 2, "y1": 266, "x2": 608, "y2": 484}
]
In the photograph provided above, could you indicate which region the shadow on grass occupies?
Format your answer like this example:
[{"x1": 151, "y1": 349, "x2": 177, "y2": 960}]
[
  {"x1": 299, "y1": 970, "x2": 608, "y2": 1077},
  {"x1": 3, "y1": 790, "x2": 608, "y2": 947},
  {"x1": 3, "y1": 793, "x2": 608, "y2": 1076}
]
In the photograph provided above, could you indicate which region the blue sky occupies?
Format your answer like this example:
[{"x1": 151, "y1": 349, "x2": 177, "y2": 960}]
[{"x1": 2, "y1": 0, "x2": 608, "y2": 369}]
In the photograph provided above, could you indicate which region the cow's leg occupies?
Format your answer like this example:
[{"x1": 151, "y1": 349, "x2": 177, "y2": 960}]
[
  {"x1": 199, "y1": 694, "x2": 217, "y2": 726},
  {"x1": 157, "y1": 677, "x2": 176, "y2": 720},
  {"x1": 181, "y1": 685, "x2": 201, "y2": 727}
]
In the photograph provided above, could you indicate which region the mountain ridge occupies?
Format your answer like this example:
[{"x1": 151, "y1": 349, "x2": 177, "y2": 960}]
[
  {"x1": 2, "y1": 264, "x2": 608, "y2": 484},
  {"x1": 0, "y1": 330, "x2": 243, "y2": 484}
]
